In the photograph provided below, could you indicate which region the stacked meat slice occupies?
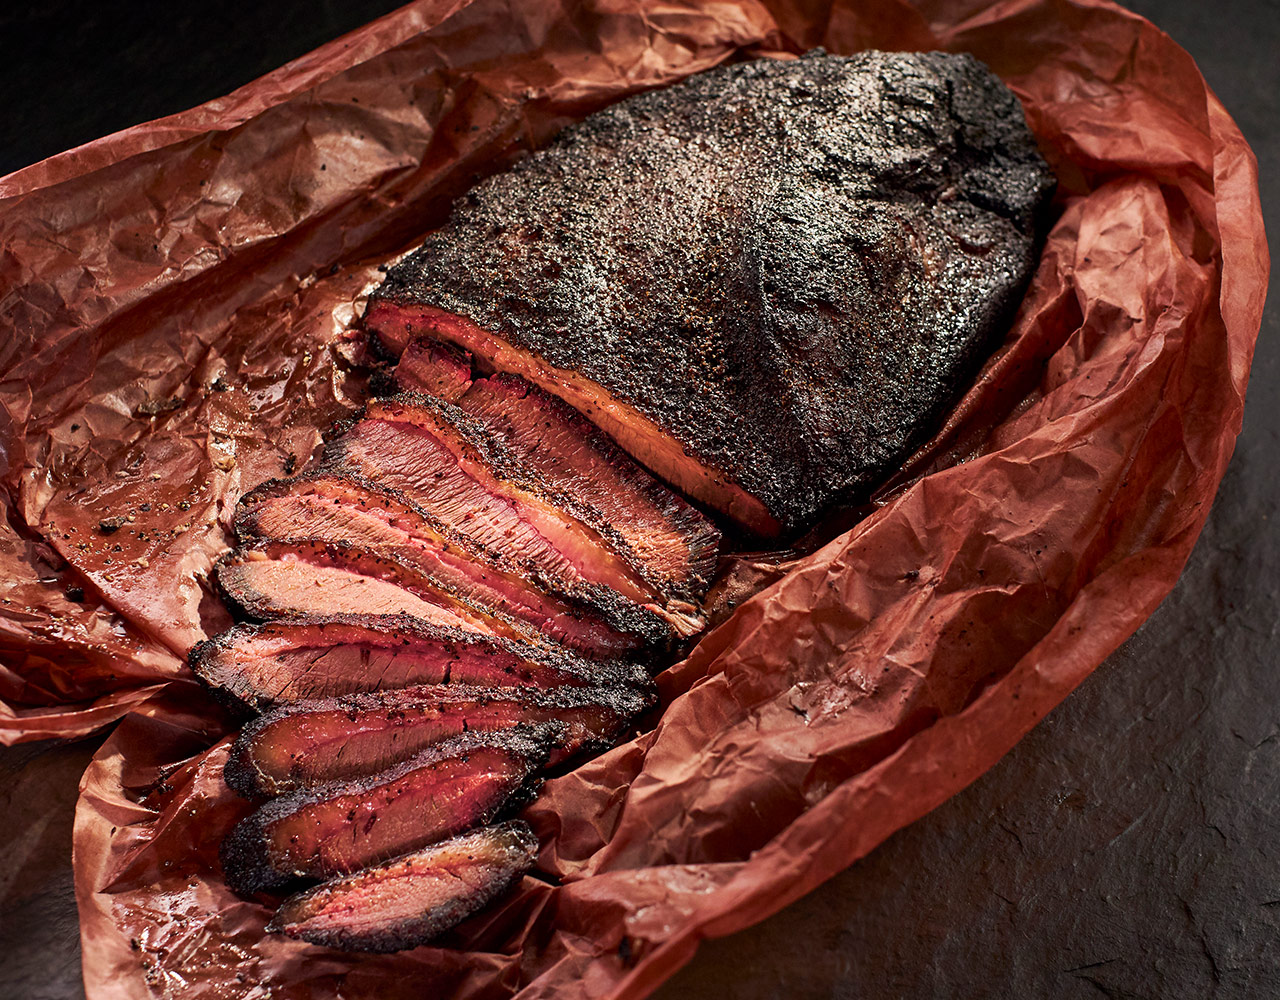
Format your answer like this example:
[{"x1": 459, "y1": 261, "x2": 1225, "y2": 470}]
[{"x1": 193, "y1": 340, "x2": 720, "y2": 951}]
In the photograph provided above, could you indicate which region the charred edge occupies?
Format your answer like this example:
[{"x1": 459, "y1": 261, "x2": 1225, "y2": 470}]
[
  {"x1": 187, "y1": 635, "x2": 261, "y2": 717},
  {"x1": 187, "y1": 615, "x2": 652, "y2": 714},
  {"x1": 220, "y1": 809, "x2": 289, "y2": 895},
  {"x1": 221, "y1": 725, "x2": 561, "y2": 895},
  {"x1": 367, "y1": 367, "x2": 401, "y2": 398},
  {"x1": 364, "y1": 327, "x2": 405, "y2": 365},
  {"x1": 223, "y1": 734, "x2": 268, "y2": 801}
]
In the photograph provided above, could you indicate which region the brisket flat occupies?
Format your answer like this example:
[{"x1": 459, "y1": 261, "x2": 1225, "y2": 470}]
[
  {"x1": 267, "y1": 821, "x2": 538, "y2": 951},
  {"x1": 221, "y1": 726, "x2": 557, "y2": 893},
  {"x1": 366, "y1": 50, "x2": 1055, "y2": 535},
  {"x1": 190, "y1": 617, "x2": 647, "y2": 713},
  {"x1": 393, "y1": 352, "x2": 720, "y2": 602},
  {"x1": 236, "y1": 472, "x2": 668, "y2": 657},
  {"x1": 224, "y1": 682, "x2": 650, "y2": 797}
]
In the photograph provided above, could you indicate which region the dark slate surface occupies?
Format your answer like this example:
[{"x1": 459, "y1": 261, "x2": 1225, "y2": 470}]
[{"x1": 0, "y1": 1, "x2": 1275, "y2": 997}]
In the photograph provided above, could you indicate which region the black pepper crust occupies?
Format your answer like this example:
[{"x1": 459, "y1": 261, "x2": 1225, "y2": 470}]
[
  {"x1": 265, "y1": 821, "x2": 539, "y2": 952},
  {"x1": 372, "y1": 50, "x2": 1056, "y2": 534}
]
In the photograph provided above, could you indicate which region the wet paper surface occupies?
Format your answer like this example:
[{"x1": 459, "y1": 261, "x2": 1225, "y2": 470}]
[{"x1": 0, "y1": 0, "x2": 1266, "y2": 996}]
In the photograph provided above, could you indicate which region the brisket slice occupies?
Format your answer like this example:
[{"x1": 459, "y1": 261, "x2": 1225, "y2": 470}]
[
  {"x1": 393, "y1": 338, "x2": 473, "y2": 401},
  {"x1": 266, "y1": 821, "x2": 538, "y2": 952},
  {"x1": 366, "y1": 50, "x2": 1055, "y2": 536},
  {"x1": 394, "y1": 350, "x2": 720, "y2": 602},
  {"x1": 224, "y1": 682, "x2": 650, "y2": 797},
  {"x1": 236, "y1": 472, "x2": 667, "y2": 657},
  {"x1": 216, "y1": 538, "x2": 546, "y2": 646},
  {"x1": 190, "y1": 617, "x2": 647, "y2": 714},
  {"x1": 221, "y1": 725, "x2": 556, "y2": 894},
  {"x1": 327, "y1": 394, "x2": 703, "y2": 637}
]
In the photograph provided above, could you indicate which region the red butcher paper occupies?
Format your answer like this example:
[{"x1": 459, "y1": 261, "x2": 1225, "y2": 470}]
[{"x1": 0, "y1": 0, "x2": 1265, "y2": 997}]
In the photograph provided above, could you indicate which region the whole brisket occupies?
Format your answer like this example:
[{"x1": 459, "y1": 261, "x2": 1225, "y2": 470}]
[{"x1": 366, "y1": 50, "x2": 1055, "y2": 535}]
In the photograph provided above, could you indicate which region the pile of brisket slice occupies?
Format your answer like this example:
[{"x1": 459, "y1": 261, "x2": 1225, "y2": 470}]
[
  {"x1": 192, "y1": 343, "x2": 718, "y2": 951},
  {"x1": 189, "y1": 49, "x2": 1054, "y2": 952}
]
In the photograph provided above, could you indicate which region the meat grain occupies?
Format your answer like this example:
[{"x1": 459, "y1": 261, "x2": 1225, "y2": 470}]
[{"x1": 190, "y1": 617, "x2": 648, "y2": 713}]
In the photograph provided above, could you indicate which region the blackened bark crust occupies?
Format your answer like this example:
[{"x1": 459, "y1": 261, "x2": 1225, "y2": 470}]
[{"x1": 373, "y1": 50, "x2": 1055, "y2": 533}]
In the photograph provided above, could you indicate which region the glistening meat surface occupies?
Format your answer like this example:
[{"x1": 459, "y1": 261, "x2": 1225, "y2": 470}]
[
  {"x1": 236, "y1": 472, "x2": 670, "y2": 657},
  {"x1": 329, "y1": 394, "x2": 676, "y2": 613},
  {"x1": 216, "y1": 539, "x2": 550, "y2": 645},
  {"x1": 366, "y1": 50, "x2": 1055, "y2": 535},
  {"x1": 394, "y1": 355, "x2": 720, "y2": 602}
]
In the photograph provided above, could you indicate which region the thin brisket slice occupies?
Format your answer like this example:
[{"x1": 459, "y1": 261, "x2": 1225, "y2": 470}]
[
  {"x1": 236, "y1": 472, "x2": 666, "y2": 657},
  {"x1": 393, "y1": 338, "x2": 473, "y2": 402},
  {"x1": 190, "y1": 617, "x2": 646, "y2": 714},
  {"x1": 393, "y1": 349, "x2": 720, "y2": 602},
  {"x1": 221, "y1": 725, "x2": 557, "y2": 894},
  {"x1": 216, "y1": 538, "x2": 547, "y2": 645},
  {"x1": 224, "y1": 682, "x2": 650, "y2": 797},
  {"x1": 328, "y1": 394, "x2": 703, "y2": 636},
  {"x1": 267, "y1": 821, "x2": 538, "y2": 952}
]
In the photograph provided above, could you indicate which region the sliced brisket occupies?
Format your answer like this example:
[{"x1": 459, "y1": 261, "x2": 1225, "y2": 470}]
[
  {"x1": 190, "y1": 617, "x2": 646, "y2": 713},
  {"x1": 266, "y1": 821, "x2": 538, "y2": 952},
  {"x1": 236, "y1": 472, "x2": 669, "y2": 657},
  {"x1": 393, "y1": 338, "x2": 473, "y2": 401},
  {"x1": 215, "y1": 538, "x2": 552, "y2": 645},
  {"x1": 366, "y1": 51, "x2": 1055, "y2": 535},
  {"x1": 224, "y1": 682, "x2": 650, "y2": 797},
  {"x1": 394, "y1": 352, "x2": 720, "y2": 602},
  {"x1": 328, "y1": 394, "x2": 703, "y2": 632},
  {"x1": 221, "y1": 726, "x2": 557, "y2": 893}
]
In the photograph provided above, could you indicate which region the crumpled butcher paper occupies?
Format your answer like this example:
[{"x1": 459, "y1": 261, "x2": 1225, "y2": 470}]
[{"x1": 0, "y1": 0, "x2": 1267, "y2": 997}]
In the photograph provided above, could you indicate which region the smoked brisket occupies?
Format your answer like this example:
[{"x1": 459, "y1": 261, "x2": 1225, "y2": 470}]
[
  {"x1": 220, "y1": 726, "x2": 557, "y2": 893},
  {"x1": 236, "y1": 473, "x2": 669, "y2": 657},
  {"x1": 224, "y1": 682, "x2": 650, "y2": 797},
  {"x1": 392, "y1": 354, "x2": 721, "y2": 601},
  {"x1": 366, "y1": 50, "x2": 1055, "y2": 535}
]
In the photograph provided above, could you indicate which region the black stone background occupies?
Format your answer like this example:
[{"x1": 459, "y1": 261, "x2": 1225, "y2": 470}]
[{"x1": 0, "y1": 1, "x2": 1275, "y2": 997}]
